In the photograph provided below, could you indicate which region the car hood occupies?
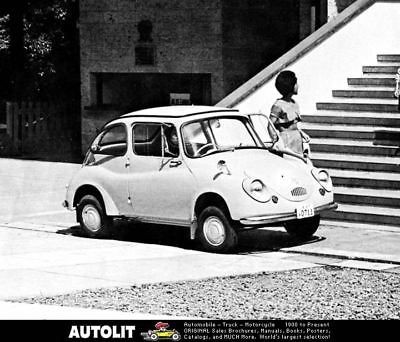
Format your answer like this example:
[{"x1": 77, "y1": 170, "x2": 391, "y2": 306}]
[{"x1": 188, "y1": 149, "x2": 316, "y2": 201}]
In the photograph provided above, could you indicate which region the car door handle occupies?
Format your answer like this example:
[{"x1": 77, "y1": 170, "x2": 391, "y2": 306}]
[
  {"x1": 125, "y1": 158, "x2": 130, "y2": 168},
  {"x1": 169, "y1": 160, "x2": 182, "y2": 168}
]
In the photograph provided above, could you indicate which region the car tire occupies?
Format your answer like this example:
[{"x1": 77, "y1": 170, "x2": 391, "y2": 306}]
[
  {"x1": 197, "y1": 206, "x2": 238, "y2": 253},
  {"x1": 172, "y1": 333, "x2": 181, "y2": 341},
  {"x1": 77, "y1": 194, "x2": 113, "y2": 238},
  {"x1": 284, "y1": 215, "x2": 320, "y2": 238},
  {"x1": 150, "y1": 333, "x2": 159, "y2": 341}
]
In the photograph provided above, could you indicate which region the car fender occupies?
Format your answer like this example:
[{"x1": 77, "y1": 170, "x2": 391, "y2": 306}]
[
  {"x1": 190, "y1": 178, "x2": 243, "y2": 221},
  {"x1": 72, "y1": 181, "x2": 120, "y2": 216}
]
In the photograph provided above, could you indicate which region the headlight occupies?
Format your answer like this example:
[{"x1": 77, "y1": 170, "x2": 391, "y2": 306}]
[
  {"x1": 312, "y1": 169, "x2": 333, "y2": 192},
  {"x1": 242, "y1": 178, "x2": 271, "y2": 202}
]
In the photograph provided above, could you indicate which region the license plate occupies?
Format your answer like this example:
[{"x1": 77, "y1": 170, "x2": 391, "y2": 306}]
[{"x1": 296, "y1": 204, "x2": 315, "y2": 219}]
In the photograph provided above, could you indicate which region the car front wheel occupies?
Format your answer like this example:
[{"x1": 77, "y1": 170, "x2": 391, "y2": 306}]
[
  {"x1": 197, "y1": 206, "x2": 238, "y2": 253},
  {"x1": 284, "y1": 215, "x2": 320, "y2": 238},
  {"x1": 77, "y1": 194, "x2": 113, "y2": 238}
]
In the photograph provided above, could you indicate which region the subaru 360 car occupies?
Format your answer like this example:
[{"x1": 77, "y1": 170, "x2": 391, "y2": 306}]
[{"x1": 63, "y1": 105, "x2": 337, "y2": 253}]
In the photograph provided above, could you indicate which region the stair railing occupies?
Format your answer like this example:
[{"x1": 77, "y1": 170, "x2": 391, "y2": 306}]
[{"x1": 395, "y1": 68, "x2": 400, "y2": 111}]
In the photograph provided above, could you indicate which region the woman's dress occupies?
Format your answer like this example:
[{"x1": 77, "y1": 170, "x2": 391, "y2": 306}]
[{"x1": 270, "y1": 99, "x2": 303, "y2": 155}]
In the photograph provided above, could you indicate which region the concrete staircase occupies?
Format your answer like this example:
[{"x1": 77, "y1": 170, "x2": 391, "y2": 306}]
[{"x1": 301, "y1": 54, "x2": 400, "y2": 229}]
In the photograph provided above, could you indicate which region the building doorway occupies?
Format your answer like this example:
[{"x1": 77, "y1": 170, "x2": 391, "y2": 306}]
[{"x1": 91, "y1": 72, "x2": 212, "y2": 112}]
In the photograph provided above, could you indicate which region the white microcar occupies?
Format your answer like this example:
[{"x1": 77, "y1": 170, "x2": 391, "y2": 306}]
[{"x1": 63, "y1": 106, "x2": 337, "y2": 252}]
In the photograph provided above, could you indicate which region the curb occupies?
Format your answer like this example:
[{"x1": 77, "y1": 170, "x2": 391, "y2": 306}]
[{"x1": 280, "y1": 247, "x2": 400, "y2": 266}]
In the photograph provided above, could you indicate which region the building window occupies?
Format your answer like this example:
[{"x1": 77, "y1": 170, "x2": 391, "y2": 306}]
[{"x1": 311, "y1": 0, "x2": 327, "y2": 32}]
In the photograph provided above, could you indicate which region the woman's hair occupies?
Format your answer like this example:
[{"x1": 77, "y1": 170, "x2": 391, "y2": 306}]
[{"x1": 275, "y1": 70, "x2": 297, "y2": 96}]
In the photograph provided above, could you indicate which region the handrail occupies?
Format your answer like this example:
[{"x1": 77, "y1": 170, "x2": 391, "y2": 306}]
[
  {"x1": 217, "y1": 0, "x2": 397, "y2": 108},
  {"x1": 395, "y1": 68, "x2": 400, "y2": 111}
]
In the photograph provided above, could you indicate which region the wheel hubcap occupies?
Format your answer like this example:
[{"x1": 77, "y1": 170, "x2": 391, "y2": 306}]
[
  {"x1": 203, "y1": 216, "x2": 226, "y2": 246},
  {"x1": 82, "y1": 204, "x2": 102, "y2": 232}
]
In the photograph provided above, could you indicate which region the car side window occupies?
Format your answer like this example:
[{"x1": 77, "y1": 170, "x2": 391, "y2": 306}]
[
  {"x1": 99, "y1": 125, "x2": 127, "y2": 147},
  {"x1": 91, "y1": 124, "x2": 127, "y2": 157},
  {"x1": 132, "y1": 123, "x2": 180, "y2": 157},
  {"x1": 133, "y1": 123, "x2": 163, "y2": 157}
]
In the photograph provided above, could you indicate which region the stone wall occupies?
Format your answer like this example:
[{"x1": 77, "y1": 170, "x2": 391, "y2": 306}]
[
  {"x1": 222, "y1": 0, "x2": 300, "y2": 96},
  {"x1": 79, "y1": 0, "x2": 224, "y2": 149}
]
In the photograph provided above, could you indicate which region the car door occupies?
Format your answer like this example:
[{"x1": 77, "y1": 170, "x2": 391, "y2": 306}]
[
  {"x1": 87, "y1": 123, "x2": 132, "y2": 215},
  {"x1": 127, "y1": 122, "x2": 196, "y2": 225}
]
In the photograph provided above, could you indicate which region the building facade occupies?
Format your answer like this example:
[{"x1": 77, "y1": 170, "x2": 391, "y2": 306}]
[{"x1": 79, "y1": 0, "x2": 353, "y2": 149}]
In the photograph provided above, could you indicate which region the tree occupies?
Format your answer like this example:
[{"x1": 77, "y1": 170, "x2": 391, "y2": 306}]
[{"x1": 0, "y1": 0, "x2": 79, "y2": 101}]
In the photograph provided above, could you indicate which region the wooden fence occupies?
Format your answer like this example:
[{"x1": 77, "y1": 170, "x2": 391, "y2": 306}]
[{"x1": 5, "y1": 101, "x2": 80, "y2": 160}]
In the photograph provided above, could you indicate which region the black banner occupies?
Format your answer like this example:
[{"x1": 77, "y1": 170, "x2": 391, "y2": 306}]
[{"x1": 0, "y1": 320, "x2": 397, "y2": 341}]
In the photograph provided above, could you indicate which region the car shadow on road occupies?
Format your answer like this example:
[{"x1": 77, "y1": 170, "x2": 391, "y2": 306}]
[
  {"x1": 57, "y1": 222, "x2": 325, "y2": 254},
  {"x1": 236, "y1": 228, "x2": 325, "y2": 254}
]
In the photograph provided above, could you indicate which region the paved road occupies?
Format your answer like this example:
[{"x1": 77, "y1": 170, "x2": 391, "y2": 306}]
[
  {"x1": 0, "y1": 158, "x2": 399, "y2": 318},
  {"x1": 0, "y1": 158, "x2": 317, "y2": 316},
  {"x1": 0, "y1": 158, "x2": 79, "y2": 225}
]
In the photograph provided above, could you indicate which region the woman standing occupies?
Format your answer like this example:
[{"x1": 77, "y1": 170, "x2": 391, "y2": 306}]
[{"x1": 270, "y1": 70, "x2": 310, "y2": 157}]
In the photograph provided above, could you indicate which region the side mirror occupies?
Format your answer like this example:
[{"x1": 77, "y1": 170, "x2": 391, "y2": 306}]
[
  {"x1": 90, "y1": 143, "x2": 127, "y2": 157},
  {"x1": 90, "y1": 144, "x2": 100, "y2": 153}
]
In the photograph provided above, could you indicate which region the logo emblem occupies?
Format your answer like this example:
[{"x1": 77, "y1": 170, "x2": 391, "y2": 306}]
[{"x1": 141, "y1": 322, "x2": 181, "y2": 341}]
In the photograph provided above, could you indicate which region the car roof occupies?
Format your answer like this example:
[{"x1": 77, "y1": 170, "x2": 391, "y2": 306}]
[{"x1": 120, "y1": 105, "x2": 239, "y2": 118}]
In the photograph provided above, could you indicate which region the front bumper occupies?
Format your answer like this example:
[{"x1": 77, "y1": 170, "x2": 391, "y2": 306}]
[{"x1": 239, "y1": 202, "x2": 338, "y2": 227}]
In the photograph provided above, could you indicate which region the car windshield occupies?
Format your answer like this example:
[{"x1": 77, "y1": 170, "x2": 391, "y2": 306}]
[{"x1": 182, "y1": 116, "x2": 259, "y2": 157}]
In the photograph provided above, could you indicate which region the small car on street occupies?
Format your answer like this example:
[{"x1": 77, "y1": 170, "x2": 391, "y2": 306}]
[{"x1": 63, "y1": 106, "x2": 337, "y2": 252}]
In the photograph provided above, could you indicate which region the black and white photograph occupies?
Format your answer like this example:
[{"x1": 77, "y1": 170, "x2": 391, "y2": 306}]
[{"x1": 0, "y1": 0, "x2": 399, "y2": 340}]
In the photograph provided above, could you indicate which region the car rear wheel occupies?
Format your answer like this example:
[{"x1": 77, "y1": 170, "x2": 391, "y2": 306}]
[
  {"x1": 284, "y1": 215, "x2": 320, "y2": 238},
  {"x1": 197, "y1": 206, "x2": 238, "y2": 253},
  {"x1": 77, "y1": 194, "x2": 113, "y2": 238},
  {"x1": 172, "y1": 333, "x2": 181, "y2": 341}
]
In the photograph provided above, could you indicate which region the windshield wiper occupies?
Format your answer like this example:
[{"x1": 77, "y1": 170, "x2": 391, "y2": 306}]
[
  {"x1": 200, "y1": 146, "x2": 235, "y2": 157},
  {"x1": 234, "y1": 146, "x2": 264, "y2": 150}
]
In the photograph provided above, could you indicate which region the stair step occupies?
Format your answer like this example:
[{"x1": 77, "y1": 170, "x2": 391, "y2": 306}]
[
  {"x1": 348, "y1": 77, "x2": 395, "y2": 87},
  {"x1": 362, "y1": 66, "x2": 400, "y2": 74},
  {"x1": 312, "y1": 152, "x2": 400, "y2": 172},
  {"x1": 377, "y1": 54, "x2": 400, "y2": 63},
  {"x1": 302, "y1": 123, "x2": 400, "y2": 132},
  {"x1": 311, "y1": 142, "x2": 397, "y2": 156},
  {"x1": 310, "y1": 139, "x2": 398, "y2": 157},
  {"x1": 332, "y1": 89, "x2": 395, "y2": 99},
  {"x1": 328, "y1": 169, "x2": 400, "y2": 189},
  {"x1": 302, "y1": 112, "x2": 400, "y2": 127},
  {"x1": 321, "y1": 203, "x2": 400, "y2": 226},
  {"x1": 324, "y1": 97, "x2": 397, "y2": 104},
  {"x1": 333, "y1": 186, "x2": 400, "y2": 208},
  {"x1": 316, "y1": 102, "x2": 399, "y2": 112},
  {"x1": 302, "y1": 123, "x2": 400, "y2": 141}
]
